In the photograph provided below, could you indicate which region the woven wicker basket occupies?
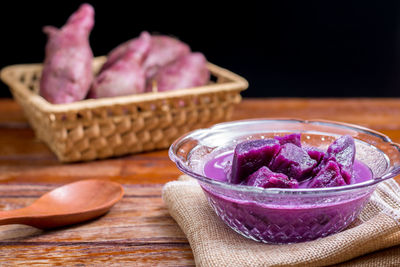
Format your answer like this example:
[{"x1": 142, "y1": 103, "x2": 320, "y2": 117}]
[{"x1": 0, "y1": 57, "x2": 248, "y2": 162}]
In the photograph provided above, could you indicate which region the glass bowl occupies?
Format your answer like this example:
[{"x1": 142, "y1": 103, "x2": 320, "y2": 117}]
[{"x1": 169, "y1": 119, "x2": 400, "y2": 244}]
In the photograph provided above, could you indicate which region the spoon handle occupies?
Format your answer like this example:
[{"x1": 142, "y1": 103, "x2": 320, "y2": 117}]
[{"x1": 0, "y1": 209, "x2": 31, "y2": 226}]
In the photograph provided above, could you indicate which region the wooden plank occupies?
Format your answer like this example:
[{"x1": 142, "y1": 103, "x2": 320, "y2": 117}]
[
  {"x1": 233, "y1": 98, "x2": 400, "y2": 130},
  {"x1": 0, "y1": 99, "x2": 28, "y2": 126},
  {"x1": 0, "y1": 156, "x2": 180, "y2": 184},
  {"x1": 0, "y1": 243, "x2": 194, "y2": 266},
  {"x1": 0, "y1": 184, "x2": 194, "y2": 265}
]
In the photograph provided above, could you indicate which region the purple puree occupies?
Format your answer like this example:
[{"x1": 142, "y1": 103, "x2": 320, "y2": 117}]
[{"x1": 202, "y1": 135, "x2": 373, "y2": 243}]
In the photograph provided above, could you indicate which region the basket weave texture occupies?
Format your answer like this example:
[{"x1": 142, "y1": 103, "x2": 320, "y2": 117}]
[{"x1": 1, "y1": 57, "x2": 248, "y2": 162}]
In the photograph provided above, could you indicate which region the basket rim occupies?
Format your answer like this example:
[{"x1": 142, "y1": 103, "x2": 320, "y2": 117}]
[{"x1": 0, "y1": 57, "x2": 248, "y2": 113}]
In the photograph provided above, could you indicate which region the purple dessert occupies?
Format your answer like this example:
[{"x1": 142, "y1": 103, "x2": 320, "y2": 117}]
[
  {"x1": 224, "y1": 134, "x2": 358, "y2": 189},
  {"x1": 202, "y1": 134, "x2": 373, "y2": 243},
  {"x1": 305, "y1": 146, "x2": 325, "y2": 164},
  {"x1": 230, "y1": 139, "x2": 280, "y2": 184},
  {"x1": 326, "y1": 135, "x2": 355, "y2": 184},
  {"x1": 205, "y1": 151, "x2": 372, "y2": 188},
  {"x1": 308, "y1": 161, "x2": 346, "y2": 188},
  {"x1": 269, "y1": 143, "x2": 317, "y2": 182},
  {"x1": 244, "y1": 166, "x2": 299, "y2": 189},
  {"x1": 274, "y1": 133, "x2": 301, "y2": 147},
  {"x1": 169, "y1": 118, "x2": 398, "y2": 244}
]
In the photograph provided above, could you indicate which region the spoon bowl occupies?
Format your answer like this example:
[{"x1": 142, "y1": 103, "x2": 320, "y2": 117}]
[{"x1": 0, "y1": 179, "x2": 124, "y2": 229}]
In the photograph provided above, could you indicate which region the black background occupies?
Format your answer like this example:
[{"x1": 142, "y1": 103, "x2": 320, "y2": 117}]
[{"x1": 1, "y1": 1, "x2": 400, "y2": 98}]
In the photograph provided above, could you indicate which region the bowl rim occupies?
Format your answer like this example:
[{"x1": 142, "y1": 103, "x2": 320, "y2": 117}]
[{"x1": 169, "y1": 118, "x2": 400, "y2": 195}]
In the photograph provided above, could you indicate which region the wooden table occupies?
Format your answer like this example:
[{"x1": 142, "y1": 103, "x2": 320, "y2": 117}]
[{"x1": 0, "y1": 98, "x2": 400, "y2": 265}]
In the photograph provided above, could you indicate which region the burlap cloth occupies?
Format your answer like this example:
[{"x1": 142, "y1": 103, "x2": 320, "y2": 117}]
[{"x1": 162, "y1": 175, "x2": 400, "y2": 266}]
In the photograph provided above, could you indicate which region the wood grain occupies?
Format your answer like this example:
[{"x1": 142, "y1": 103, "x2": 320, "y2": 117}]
[
  {"x1": 0, "y1": 98, "x2": 400, "y2": 265},
  {"x1": 0, "y1": 183, "x2": 193, "y2": 265}
]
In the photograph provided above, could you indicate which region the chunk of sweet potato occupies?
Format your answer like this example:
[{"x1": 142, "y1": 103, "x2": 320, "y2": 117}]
[
  {"x1": 308, "y1": 160, "x2": 346, "y2": 188},
  {"x1": 274, "y1": 133, "x2": 301, "y2": 147},
  {"x1": 245, "y1": 166, "x2": 299, "y2": 189},
  {"x1": 230, "y1": 139, "x2": 281, "y2": 184},
  {"x1": 269, "y1": 143, "x2": 317, "y2": 181},
  {"x1": 326, "y1": 135, "x2": 355, "y2": 184}
]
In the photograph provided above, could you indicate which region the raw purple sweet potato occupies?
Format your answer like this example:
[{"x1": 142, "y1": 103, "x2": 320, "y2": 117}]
[
  {"x1": 89, "y1": 51, "x2": 147, "y2": 98},
  {"x1": 308, "y1": 161, "x2": 346, "y2": 188},
  {"x1": 100, "y1": 31, "x2": 151, "y2": 72},
  {"x1": 143, "y1": 35, "x2": 191, "y2": 79},
  {"x1": 146, "y1": 53, "x2": 210, "y2": 92},
  {"x1": 245, "y1": 166, "x2": 299, "y2": 189},
  {"x1": 40, "y1": 4, "x2": 94, "y2": 104},
  {"x1": 230, "y1": 139, "x2": 281, "y2": 184},
  {"x1": 89, "y1": 32, "x2": 151, "y2": 98},
  {"x1": 274, "y1": 133, "x2": 301, "y2": 147},
  {"x1": 326, "y1": 135, "x2": 355, "y2": 184},
  {"x1": 269, "y1": 143, "x2": 317, "y2": 181}
]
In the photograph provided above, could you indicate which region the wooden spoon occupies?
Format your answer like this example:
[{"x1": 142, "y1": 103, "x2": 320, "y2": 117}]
[{"x1": 0, "y1": 179, "x2": 124, "y2": 229}]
